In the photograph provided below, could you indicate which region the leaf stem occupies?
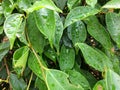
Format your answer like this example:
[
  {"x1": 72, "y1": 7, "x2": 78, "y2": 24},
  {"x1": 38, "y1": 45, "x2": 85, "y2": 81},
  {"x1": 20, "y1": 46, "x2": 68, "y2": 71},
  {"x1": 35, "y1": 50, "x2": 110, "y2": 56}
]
[{"x1": 26, "y1": 72, "x2": 33, "y2": 90}]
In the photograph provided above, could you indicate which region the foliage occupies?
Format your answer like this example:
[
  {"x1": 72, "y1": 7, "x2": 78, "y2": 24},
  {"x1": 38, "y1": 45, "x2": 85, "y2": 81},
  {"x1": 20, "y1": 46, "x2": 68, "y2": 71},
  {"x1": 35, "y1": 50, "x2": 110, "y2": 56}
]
[{"x1": 0, "y1": 0, "x2": 120, "y2": 90}]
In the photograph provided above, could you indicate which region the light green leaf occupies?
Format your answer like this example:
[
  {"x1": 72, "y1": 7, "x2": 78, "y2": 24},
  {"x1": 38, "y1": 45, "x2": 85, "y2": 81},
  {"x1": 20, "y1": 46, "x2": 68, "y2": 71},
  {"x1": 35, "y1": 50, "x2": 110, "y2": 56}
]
[
  {"x1": 66, "y1": 70, "x2": 91, "y2": 90},
  {"x1": 46, "y1": 69, "x2": 84, "y2": 90},
  {"x1": 53, "y1": 0, "x2": 67, "y2": 10},
  {"x1": 28, "y1": 52, "x2": 46, "y2": 80},
  {"x1": 54, "y1": 12, "x2": 63, "y2": 53},
  {"x1": 64, "y1": 6, "x2": 99, "y2": 28},
  {"x1": 0, "y1": 41, "x2": 10, "y2": 62},
  {"x1": 16, "y1": 20, "x2": 28, "y2": 45},
  {"x1": 13, "y1": 46, "x2": 29, "y2": 76},
  {"x1": 106, "y1": 12, "x2": 120, "y2": 48},
  {"x1": 4, "y1": 13, "x2": 24, "y2": 49},
  {"x1": 76, "y1": 43, "x2": 113, "y2": 72},
  {"x1": 27, "y1": 13, "x2": 46, "y2": 54},
  {"x1": 9, "y1": 73, "x2": 27, "y2": 90},
  {"x1": 27, "y1": 0, "x2": 62, "y2": 13},
  {"x1": 59, "y1": 45, "x2": 75, "y2": 70},
  {"x1": 67, "y1": 0, "x2": 81, "y2": 10},
  {"x1": 34, "y1": 8, "x2": 55, "y2": 47},
  {"x1": 105, "y1": 69, "x2": 120, "y2": 90},
  {"x1": 67, "y1": 21, "x2": 86, "y2": 45},
  {"x1": 0, "y1": 26, "x2": 3, "y2": 34},
  {"x1": 93, "y1": 80, "x2": 106, "y2": 90},
  {"x1": 86, "y1": 0, "x2": 97, "y2": 7},
  {"x1": 86, "y1": 15, "x2": 113, "y2": 50},
  {"x1": 2, "y1": 0, "x2": 15, "y2": 17},
  {"x1": 102, "y1": 0, "x2": 120, "y2": 9}
]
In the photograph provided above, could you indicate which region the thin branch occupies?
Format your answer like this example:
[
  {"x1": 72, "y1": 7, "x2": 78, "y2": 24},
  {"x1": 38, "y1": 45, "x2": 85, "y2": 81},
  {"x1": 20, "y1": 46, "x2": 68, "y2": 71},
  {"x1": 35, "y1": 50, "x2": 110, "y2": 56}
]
[{"x1": 26, "y1": 72, "x2": 33, "y2": 90}]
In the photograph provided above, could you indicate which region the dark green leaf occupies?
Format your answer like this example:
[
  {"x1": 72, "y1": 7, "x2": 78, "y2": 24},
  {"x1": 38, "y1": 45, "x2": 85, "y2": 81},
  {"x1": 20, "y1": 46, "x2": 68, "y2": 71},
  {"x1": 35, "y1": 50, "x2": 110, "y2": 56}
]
[
  {"x1": 0, "y1": 41, "x2": 9, "y2": 62},
  {"x1": 53, "y1": 0, "x2": 67, "y2": 10},
  {"x1": 67, "y1": 0, "x2": 81, "y2": 10},
  {"x1": 59, "y1": 45, "x2": 75, "y2": 70},
  {"x1": 76, "y1": 43, "x2": 113, "y2": 72},
  {"x1": 0, "y1": 26, "x2": 3, "y2": 34},
  {"x1": 66, "y1": 70, "x2": 91, "y2": 90},
  {"x1": 64, "y1": 6, "x2": 99, "y2": 28},
  {"x1": 46, "y1": 69, "x2": 84, "y2": 90},
  {"x1": 86, "y1": 15, "x2": 113, "y2": 50},
  {"x1": 106, "y1": 12, "x2": 120, "y2": 47},
  {"x1": 4, "y1": 13, "x2": 24, "y2": 49},
  {"x1": 35, "y1": 78, "x2": 47, "y2": 90},
  {"x1": 67, "y1": 21, "x2": 86, "y2": 45},
  {"x1": 27, "y1": 0, "x2": 62, "y2": 13},
  {"x1": 34, "y1": 8, "x2": 55, "y2": 47},
  {"x1": 9, "y1": 73, "x2": 27, "y2": 90},
  {"x1": 13, "y1": 46, "x2": 29, "y2": 76}
]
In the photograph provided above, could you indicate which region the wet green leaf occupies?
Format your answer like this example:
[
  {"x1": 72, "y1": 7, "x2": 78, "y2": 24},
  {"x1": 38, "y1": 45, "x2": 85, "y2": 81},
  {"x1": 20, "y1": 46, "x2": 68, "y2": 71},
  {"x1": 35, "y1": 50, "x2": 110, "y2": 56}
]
[
  {"x1": 4, "y1": 13, "x2": 24, "y2": 49},
  {"x1": 59, "y1": 45, "x2": 75, "y2": 70},
  {"x1": 54, "y1": 12, "x2": 63, "y2": 52},
  {"x1": 34, "y1": 8, "x2": 55, "y2": 47},
  {"x1": 102, "y1": 0, "x2": 120, "y2": 9},
  {"x1": 86, "y1": 0, "x2": 97, "y2": 7},
  {"x1": 27, "y1": 13, "x2": 46, "y2": 54},
  {"x1": 46, "y1": 69, "x2": 84, "y2": 90},
  {"x1": 64, "y1": 6, "x2": 99, "y2": 28},
  {"x1": 13, "y1": 46, "x2": 29, "y2": 76},
  {"x1": 67, "y1": 0, "x2": 81, "y2": 10},
  {"x1": 66, "y1": 70, "x2": 91, "y2": 90},
  {"x1": 86, "y1": 15, "x2": 113, "y2": 50},
  {"x1": 67, "y1": 21, "x2": 86, "y2": 45},
  {"x1": 0, "y1": 41, "x2": 9, "y2": 62},
  {"x1": 106, "y1": 12, "x2": 120, "y2": 48},
  {"x1": 27, "y1": 0, "x2": 62, "y2": 13},
  {"x1": 9, "y1": 73, "x2": 27, "y2": 90},
  {"x1": 76, "y1": 43, "x2": 113, "y2": 72}
]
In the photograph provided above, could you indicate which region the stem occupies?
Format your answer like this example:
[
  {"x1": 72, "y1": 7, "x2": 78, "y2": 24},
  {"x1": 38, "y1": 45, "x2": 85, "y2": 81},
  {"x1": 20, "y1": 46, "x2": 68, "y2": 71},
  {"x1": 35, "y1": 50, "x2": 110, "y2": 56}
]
[
  {"x1": 26, "y1": 72, "x2": 33, "y2": 90},
  {"x1": 4, "y1": 58, "x2": 10, "y2": 76}
]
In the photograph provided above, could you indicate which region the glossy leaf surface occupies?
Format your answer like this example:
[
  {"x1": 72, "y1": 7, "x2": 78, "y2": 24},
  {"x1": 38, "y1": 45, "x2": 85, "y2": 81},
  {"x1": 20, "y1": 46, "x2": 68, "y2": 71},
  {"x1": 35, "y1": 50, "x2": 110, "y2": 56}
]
[
  {"x1": 59, "y1": 45, "x2": 75, "y2": 70},
  {"x1": 64, "y1": 6, "x2": 99, "y2": 28},
  {"x1": 86, "y1": 0, "x2": 97, "y2": 7},
  {"x1": 76, "y1": 43, "x2": 113, "y2": 72}
]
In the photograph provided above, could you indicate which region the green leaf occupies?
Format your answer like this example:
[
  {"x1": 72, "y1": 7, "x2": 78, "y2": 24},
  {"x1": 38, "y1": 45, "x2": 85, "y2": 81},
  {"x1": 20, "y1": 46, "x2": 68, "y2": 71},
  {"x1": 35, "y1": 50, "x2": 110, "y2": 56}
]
[
  {"x1": 76, "y1": 43, "x2": 113, "y2": 72},
  {"x1": 93, "y1": 80, "x2": 106, "y2": 90},
  {"x1": 4, "y1": 13, "x2": 24, "y2": 49},
  {"x1": 105, "y1": 69, "x2": 120, "y2": 90},
  {"x1": 86, "y1": 0, "x2": 97, "y2": 7},
  {"x1": 9, "y1": 73, "x2": 27, "y2": 90},
  {"x1": 102, "y1": 0, "x2": 120, "y2": 9},
  {"x1": 27, "y1": 0, "x2": 62, "y2": 13},
  {"x1": 59, "y1": 45, "x2": 75, "y2": 70},
  {"x1": 27, "y1": 13, "x2": 46, "y2": 54},
  {"x1": 13, "y1": 46, "x2": 29, "y2": 76},
  {"x1": 67, "y1": 21, "x2": 87, "y2": 45},
  {"x1": 64, "y1": 6, "x2": 99, "y2": 28},
  {"x1": 106, "y1": 12, "x2": 120, "y2": 48},
  {"x1": 46, "y1": 69, "x2": 84, "y2": 90},
  {"x1": 2, "y1": 0, "x2": 14, "y2": 17},
  {"x1": 0, "y1": 26, "x2": 3, "y2": 34},
  {"x1": 0, "y1": 41, "x2": 10, "y2": 62},
  {"x1": 16, "y1": 19, "x2": 27, "y2": 45},
  {"x1": 28, "y1": 52, "x2": 46, "y2": 80},
  {"x1": 54, "y1": 12, "x2": 63, "y2": 53},
  {"x1": 67, "y1": 0, "x2": 81, "y2": 10},
  {"x1": 86, "y1": 15, "x2": 113, "y2": 50},
  {"x1": 34, "y1": 8, "x2": 55, "y2": 47},
  {"x1": 53, "y1": 0, "x2": 67, "y2": 10},
  {"x1": 66, "y1": 70, "x2": 91, "y2": 90},
  {"x1": 35, "y1": 78, "x2": 47, "y2": 90}
]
